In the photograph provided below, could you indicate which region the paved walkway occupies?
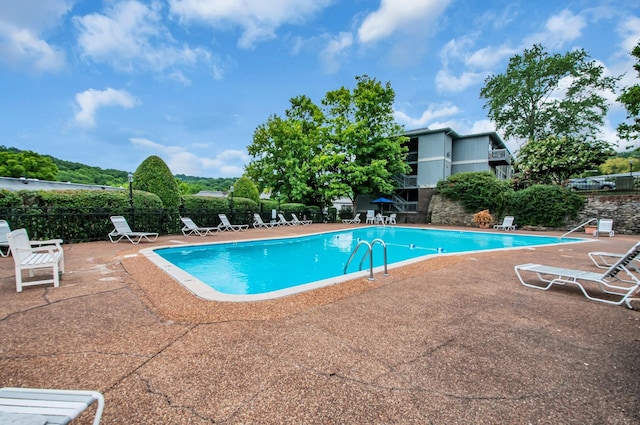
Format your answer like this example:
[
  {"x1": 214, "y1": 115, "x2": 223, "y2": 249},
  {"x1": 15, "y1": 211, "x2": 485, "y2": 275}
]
[{"x1": 1, "y1": 224, "x2": 639, "y2": 424}]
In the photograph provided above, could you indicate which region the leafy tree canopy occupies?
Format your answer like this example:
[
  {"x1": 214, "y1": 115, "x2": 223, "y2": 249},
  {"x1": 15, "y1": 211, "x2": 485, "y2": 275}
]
[
  {"x1": 0, "y1": 150, "x2": 58, "y2": 180},
  {"x1": 617, "y1": 41, "x2": 640, "y2": 147},
  {"x1": 246, "y1": 75, "x2": 410, "y2": 207},
  {"x1": 133, "y1": 155, "x2": 181, "y2": 209},
  {"x1": 515, "y1": 135, "x2": 614, "y2": 184},
  {"x1": 480, "y1": 44, "x2": 618, "y2": 144}
]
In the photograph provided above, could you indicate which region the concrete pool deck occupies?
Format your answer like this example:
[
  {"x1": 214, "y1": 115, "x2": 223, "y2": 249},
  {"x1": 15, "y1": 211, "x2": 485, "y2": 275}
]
[{"x1": 0, "y1": 224, "x2": 639, "y2": 424}]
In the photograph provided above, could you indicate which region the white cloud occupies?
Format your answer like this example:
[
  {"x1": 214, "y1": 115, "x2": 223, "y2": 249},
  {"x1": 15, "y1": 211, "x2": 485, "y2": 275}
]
[
  {"x1": 74, "y1": 0, "x2": 209, "y2": 73},
  {"x1": 74, "y1": 88, "x2": 139, "y2": 127},
  {"x1": 394, "y1": 103, "x2": 460, "y2": 128},
  {"x1": 319, "y1": 32, "x2": 353, "y2": 74},
  {"x1": 435, "y1": 69, "x2": 485, "y2": 93},
  {"x1": 130, "y1": 138, "x2": 249, "y2": 177},
  {"x1": 169, "y1": 0, "x2": 332, "y2": 49},
  {"x1": 357, "y1": 0, "x2": 451, "y2": 44},
  {"x1": 523, "y1": 9, "x2": 586, "y2": 49},
  {"x1": 0, "y1": 0, "x2": 72, "y2": 72}
]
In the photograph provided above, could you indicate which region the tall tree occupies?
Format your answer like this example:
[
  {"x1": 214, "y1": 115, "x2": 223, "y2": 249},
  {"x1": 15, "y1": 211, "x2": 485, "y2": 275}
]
[
  {"x1": 480, "y1": 44, "x2": 618, "y2": 144},
  {"x1": 246, "y1": 76, "x2": 410, "y2": 207},
  {"x1": 617, "y1": 40, "x2": 640, "y2": 146},
  {"x1": 515, "y1": 135, "x2": 613, "y2": 184}
]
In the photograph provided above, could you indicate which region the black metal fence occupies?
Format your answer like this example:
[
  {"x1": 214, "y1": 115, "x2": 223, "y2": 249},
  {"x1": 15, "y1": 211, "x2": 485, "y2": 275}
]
[{"x1": 0, "y1": 207, "x2": 333, "y2": 243}]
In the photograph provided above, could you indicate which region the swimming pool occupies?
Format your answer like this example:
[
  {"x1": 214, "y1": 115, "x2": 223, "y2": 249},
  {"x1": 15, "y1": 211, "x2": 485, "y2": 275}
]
[{"x1": 142, "y1": 226, "x2": 587, "y2": 302}]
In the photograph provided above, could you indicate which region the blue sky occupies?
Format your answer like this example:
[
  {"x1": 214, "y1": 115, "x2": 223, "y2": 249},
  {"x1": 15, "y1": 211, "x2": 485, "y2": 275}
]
[{"x1": 1, "y1": 0, "x2": 639, "y2": 178}]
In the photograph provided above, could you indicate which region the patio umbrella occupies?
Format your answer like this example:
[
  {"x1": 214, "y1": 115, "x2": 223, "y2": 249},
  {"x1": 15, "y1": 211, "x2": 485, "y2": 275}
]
[{"x1": 371, "y1": 197, "x2": 394, "y2": 213}]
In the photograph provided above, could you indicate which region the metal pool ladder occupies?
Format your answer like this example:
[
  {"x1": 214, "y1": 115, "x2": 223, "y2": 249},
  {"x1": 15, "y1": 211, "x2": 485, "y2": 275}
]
[{"x1": 344, "y1": 238, "x2": 388, "y2": 281}]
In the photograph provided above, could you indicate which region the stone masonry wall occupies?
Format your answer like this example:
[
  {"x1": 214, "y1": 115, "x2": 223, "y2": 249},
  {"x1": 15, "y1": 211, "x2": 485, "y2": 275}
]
[{"x1": 427, "y1": 194, "x2": 640, "y2": 235}]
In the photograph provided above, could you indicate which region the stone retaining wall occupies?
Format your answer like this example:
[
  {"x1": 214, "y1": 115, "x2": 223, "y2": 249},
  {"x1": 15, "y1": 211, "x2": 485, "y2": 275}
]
[{"x1": 426, "y1": 194, "x2": 640, "y2": 235}]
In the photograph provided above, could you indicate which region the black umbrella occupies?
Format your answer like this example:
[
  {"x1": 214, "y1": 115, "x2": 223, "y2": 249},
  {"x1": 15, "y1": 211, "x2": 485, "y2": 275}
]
[{"x1": 371, "y1": 197, "x2": 394, "y2": 214}]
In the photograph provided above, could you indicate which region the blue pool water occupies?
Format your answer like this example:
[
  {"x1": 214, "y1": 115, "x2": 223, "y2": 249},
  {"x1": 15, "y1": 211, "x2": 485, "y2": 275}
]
[{"x1": 151, "y1": 227, "x2": 584, "y2": 300}]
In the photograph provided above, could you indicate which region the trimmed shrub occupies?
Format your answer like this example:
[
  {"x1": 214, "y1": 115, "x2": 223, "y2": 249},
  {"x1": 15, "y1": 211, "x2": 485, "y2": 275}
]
[
  {"x1": 510, "y1": 184, "x2": 584, "y2": 227},
  {"x1": 436, "y1": 171, "x2": 513, "y2": 217},
  {"x1": 134, "y1": 156, "x2": 181, "y2": 209}
]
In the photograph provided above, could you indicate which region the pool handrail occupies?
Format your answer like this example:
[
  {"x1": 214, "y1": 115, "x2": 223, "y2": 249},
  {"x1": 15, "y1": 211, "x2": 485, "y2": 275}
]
[
  {"x1": 560, "y1": 218, "x2": 597, "y2": 239},
  {"x1": 344, "y1": 238, "x2": 388, "y2": 281}
]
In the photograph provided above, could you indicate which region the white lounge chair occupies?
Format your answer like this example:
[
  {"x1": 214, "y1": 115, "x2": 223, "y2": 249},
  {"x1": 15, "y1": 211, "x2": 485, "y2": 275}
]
[
  {"x1": 217, "y1": 214, "x2": 248, "y2": 231},
  {"x1": 108, "y1": 216, "x2": 158, "y2": 244},
  {"x1": 180, "y1": 217, "x2": 218, "y2": 236},
  {"x1": 514, "y1": 241, "x2": 640, "y2": 308},
  {"x1": 253, "y1": 213, "x2": 276, "y2": 229},
  {"x1": 277, "y1": 214, "x2": 295, "y2": 226},
  {"x1": 588, "y1": 250, "x2": 640, "y2": 272},
  {"x1": 0, "y1": 219, "x2": 11, "y2": 256},
  {"x1": 0, "y1": 387, "x2": 104, "y2": 425},
  {"x1": 291, "y1": 213, "x2": 312, "y2": 225},
  {"x1": 7, "y1": 229, "x2": 65, "y2": 292},
  {"x1": 493, "y1": 216, "x2": 516, "y2": 231},
  {"x1": 365, "y1": 210, "x2": 375, "y2": 224},
  {"x1": 342, "y1": 213, "x2": 361, "y2": 224},
  {"x1": 595, "y1": 218, "x2": 614, "y2": 237}
]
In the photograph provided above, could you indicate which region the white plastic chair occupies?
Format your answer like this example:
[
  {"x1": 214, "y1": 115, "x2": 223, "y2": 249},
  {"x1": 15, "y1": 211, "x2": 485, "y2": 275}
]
[
  {"x1": 7, "y1": 229, "x2": 65, "y2": 292},
  {"x1": 594, "y1": 218, "x2": 614, "y2": 237}
]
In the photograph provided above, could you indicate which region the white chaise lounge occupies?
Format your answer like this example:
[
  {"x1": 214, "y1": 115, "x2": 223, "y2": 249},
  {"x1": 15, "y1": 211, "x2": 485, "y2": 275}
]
[
  {"x1": 108, "y1": 216, "x2": 158, "y2": 244},
  {"x1": 515, "y1": 241, "x2": 640, "y2": 308}
]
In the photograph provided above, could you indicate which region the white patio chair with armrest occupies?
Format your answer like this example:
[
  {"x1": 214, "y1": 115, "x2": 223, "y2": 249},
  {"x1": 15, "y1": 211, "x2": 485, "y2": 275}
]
[
  {"x1": 253, "y1": 213, "x2": 276, "y2": 229},
  {"x1": 7, "y1": 229, "x2": 65, "y2": 292},
  {"x1": 365, "y1": 210, "x2": 375, "y2": 224},
  {"x1": 594, "y1": 218, "x2": 614, "y2": 237},
  {"x1": 493, "y1": 216, "x2": 516, "y2": 231},
  {"x1": 180, "y1": 217, "x2": 219, "y2": 236},
  {"x1": 217, "y1": 214, "x2": 248, "y2": 231},
  {"x1": 514, "y1": 241, "x2": 640, "y2": 308},
  {"x1": 387, "y1": 213, "x2": 397, "y2": 224},
  {"x1": 342, "y1": 213, "x2": 361, "y2": 224},
  {"x1": 108, "y1": 216, "x2": 158, "y2": 244},
  {"x1": 0, "y1": 219, "x2": 12, "y2": 257},
  {"x1": 291, "y1": 213, "x2": 312, "y2": 225},
  {"x1": 0, "y1": 387, "x2": 104, "y2": 425}
]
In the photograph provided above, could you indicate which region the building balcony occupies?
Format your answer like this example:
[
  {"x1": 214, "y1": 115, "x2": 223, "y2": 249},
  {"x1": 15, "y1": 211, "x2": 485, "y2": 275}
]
[{"x1": 488, "y1": 149, "x2": 511, "y2": 166}]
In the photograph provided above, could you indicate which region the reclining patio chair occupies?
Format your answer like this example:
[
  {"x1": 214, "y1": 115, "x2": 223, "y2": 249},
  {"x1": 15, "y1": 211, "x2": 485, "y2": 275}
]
[
  {"x1": 0, "y1": 387, "x2": 104, "y2": 425},
  {"x1": 291, "y1": 213, "x2": 312, "y2": 225},
  {"x1": 253, "y1": 213, "x2": 276, "y2": 229},
  {"x1": 217, "y1": 214, "x2": 248, "y2": 231},
  {"x1": 7, "y1": 229, "x2": 65, "y2": 292},
  {"x1": 514, "y1": 241, "x2": 640, "y2": 308},
  {"x1": 493, "y1": 216, "x2": 516, "y2": 231},
  {"x1": 277, "y1": 214, "x2": 295, "y2": 226},
  {"x1": 594, "y1": 218, "x2": 614, "y2": 238},
  {"x1": 108, "y1": 216, "x2": 158, "y2": 244},
  {"x1": 180, "y1": 217, "x2": 218, "y2": 236},
  {"x1": 342, "y1": 213, "x2": 361, "y2": 224}
]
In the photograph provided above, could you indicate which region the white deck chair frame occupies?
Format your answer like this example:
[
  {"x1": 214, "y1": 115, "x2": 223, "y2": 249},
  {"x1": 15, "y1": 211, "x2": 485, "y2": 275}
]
[
  {"x1": 341, "y1": 213, "x2": 361, "y2": 224},
  {"x1": 291, "y1": 213, "x2": 312, "y2": 225},
  {"x1": 7, "y1": 229, "x2": 65, "y2": 292},
  {"x1": 0, "y1": 387, "x2": 104, "y2": 425},
  {"x1": 365, "y1": 210, "x2": 375, "y2": 224},
  {"x1": 217, "y1": 214, "x2": 248, "y2": 231},
  {"x1": 493, "y1": 216, "x2": 516, "y2": 231},
  {"x1": 277, "y1": 214, "x2": 295, "y2": 226},
  {"x1": 515, "y1": 241, "x2": 640, "y2": 308},
  {"x1": 180, "y1": 217, "x2": 218, "y2": 236},
  {"x1": 108, "y1": 216, "x2": 158, "y2": 244},
  {"x1": 595, "y1": 218, "x2": 614, "y2": 237},
  {"x1": 253, "y1": 213, "x2": 276, "y2": 229}
]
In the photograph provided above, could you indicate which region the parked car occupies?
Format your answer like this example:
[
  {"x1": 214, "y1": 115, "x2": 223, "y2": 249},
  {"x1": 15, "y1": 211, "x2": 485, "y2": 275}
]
[{"x1": 566, "y1": 178, "x2": 616, "y2": 191}]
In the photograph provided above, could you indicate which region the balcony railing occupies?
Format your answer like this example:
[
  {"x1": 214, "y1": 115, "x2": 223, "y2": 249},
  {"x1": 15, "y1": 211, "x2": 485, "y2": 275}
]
[{"x1": 488, "y1": 149, "x2": 511, "y2": 165}]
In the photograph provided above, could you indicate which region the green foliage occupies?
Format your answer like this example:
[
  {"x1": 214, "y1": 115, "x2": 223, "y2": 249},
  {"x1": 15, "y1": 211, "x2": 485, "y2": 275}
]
[
  {"x1": 134, "y1": 156, "x2": 181, "y2": 209},
  {"x1": 0, "y1": 150, "x2": 59, "y2": 180},
  {"x1": 480, "y1": 44, "x2": 618, "y2": 144},
  {"x1": 181, "y1": 195, "x2": 229, "y2": 211},
  {"x1": 229, "y1": 197, "x2": 258, "y2": 213},
  {"x1": 510, "y1": 185, "x2": 584, "y2": 227},
  {"x1": 175, "y1": 175, "x2": 238, "y2": 194},
  {"x1": 516, "y1": 135, "x2": 614, "y2": 184},
  {"x1": 0, "y1": 189, "x2": 23, "y2": 208},
  {"x1": 599, "y1": 155, "x2": 640, "y2": 174},
  {"x1": 617, "y1": 41, "x2": 640, "y2": 146},
  {"x1": 233, "y1": 176, "x2": 260, "y2": 203},
  {"x1": 435, "y1": 171, "x2": 513, "y2": 216},
  {"x1": 246, "y1": 75, "x2": 410, "y2": 207}
]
